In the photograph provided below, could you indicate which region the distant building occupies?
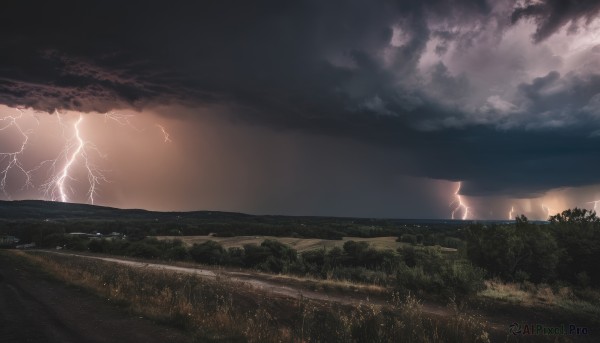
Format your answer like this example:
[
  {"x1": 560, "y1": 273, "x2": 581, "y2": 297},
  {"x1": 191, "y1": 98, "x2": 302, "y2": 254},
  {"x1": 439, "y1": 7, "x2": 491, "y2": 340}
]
[
  {"x1": 0, "y1": 235, "x2": 19, "y2": 247},
  {"x1": 16, "y1": 242, "x2": 35, "y2": 249},
  {"x1": 68, "y1": 232, "x2": 123, "y2": 240},
  {"x1": 69, "y1": 232, "x2": 92, "y2": 238}
]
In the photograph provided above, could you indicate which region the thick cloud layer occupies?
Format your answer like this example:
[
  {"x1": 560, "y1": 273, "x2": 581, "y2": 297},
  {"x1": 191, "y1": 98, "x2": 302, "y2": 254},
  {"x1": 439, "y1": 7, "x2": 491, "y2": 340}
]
[
  {"x1": 1, "y1": 0, "x2": 600, "y2": 199},
  {"x1": 512, "y1": 0, "x2": 600, "y2": 42}
]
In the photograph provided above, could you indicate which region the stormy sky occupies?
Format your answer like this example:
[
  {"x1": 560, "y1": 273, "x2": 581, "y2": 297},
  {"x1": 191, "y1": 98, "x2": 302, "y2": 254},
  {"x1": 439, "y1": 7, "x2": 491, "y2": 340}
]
[{"x1": 1, "y1": 0, "x2": 600, "y2": 219}]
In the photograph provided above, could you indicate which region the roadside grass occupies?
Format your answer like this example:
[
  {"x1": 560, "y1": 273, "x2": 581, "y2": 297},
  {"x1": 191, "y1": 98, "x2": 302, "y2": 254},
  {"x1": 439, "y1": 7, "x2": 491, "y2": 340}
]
[
  {"x1": 14, "y1": 250, "x2": 490, "y2": 342},
  {"x1": 264, "y1": 272, "x2": 389, "y2": 296},
  {"x1": 479, "y1": 279, "x2": 600, "y2": 325},
  {"x1": 479, "y1": 280, "x2": 530, "y2": 304}
]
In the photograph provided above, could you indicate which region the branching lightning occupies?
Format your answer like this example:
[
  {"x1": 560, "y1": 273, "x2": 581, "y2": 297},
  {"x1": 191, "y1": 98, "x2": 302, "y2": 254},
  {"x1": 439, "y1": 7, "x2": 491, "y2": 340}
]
[
  {"x1": 450, "y1": 181, "x2": 470, "y2": 220},
  {"x1": 42, "y1": 115, "x2": 107, "y2": 203},
  {"x1": 588, "y1": 200, "x2": 600, "y2": 213},
  {"x1": 541, "y1": 203, "x2": 553, "y2": 219},
  {"x1": 156, "y1": 124, "x2": 172, "y2": 143},
  {"x1": 1, "y1": 107, "x2": 171, "y2": 205},
  {"x1": 103, "y1": 111, "x2": 141, "y2": 131},
  {"x1": 0, "y1": 109, "x2": 36, "y2": 197}
]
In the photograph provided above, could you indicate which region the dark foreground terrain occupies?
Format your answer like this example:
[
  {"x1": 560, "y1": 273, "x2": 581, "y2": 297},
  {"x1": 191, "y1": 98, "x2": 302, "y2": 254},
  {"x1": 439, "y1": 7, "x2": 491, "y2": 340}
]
[{"x1": 0, "y1": 252, "x2": 192, "y2": 343}]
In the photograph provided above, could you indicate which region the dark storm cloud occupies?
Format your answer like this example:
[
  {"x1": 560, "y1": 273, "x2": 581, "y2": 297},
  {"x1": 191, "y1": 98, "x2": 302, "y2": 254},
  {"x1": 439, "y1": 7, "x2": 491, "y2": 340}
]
[
  {"x1": 0, "y1": 0, "x2": 488, "y2": 113},
  {"x1": 511, "y1": 0, "x2": 600, "y2": 42},
  {"x1": 1, "y1": 0, "x2": 600, "y2": 199}
]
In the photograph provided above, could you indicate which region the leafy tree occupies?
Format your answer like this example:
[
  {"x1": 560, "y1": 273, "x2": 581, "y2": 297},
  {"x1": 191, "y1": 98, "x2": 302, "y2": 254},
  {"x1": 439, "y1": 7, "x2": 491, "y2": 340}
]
[
  {"x1": 126, "y1": 242, "x2": 161, "y2": 259},
  {"x1": 227, "y1": 247, "x2": 244, "y2": 267},
  {"x1": 261, "y1": 239, "x2": 297, "y2": 263},
  {"x1": 242, "y1": 244, "x2": 271, "y2": 267},
  {"x1": 549, "y1": 208, "x2": 600, "y2": 225},
  {"x1": 164, "y1": 245, "x2": 189, "y2": 260},
  {"x1": 549, "y1": 208, "x2": 600, "y2": 285},
  {"x1": 465, "y1": 219, "x2": 558, "y2": 283}
]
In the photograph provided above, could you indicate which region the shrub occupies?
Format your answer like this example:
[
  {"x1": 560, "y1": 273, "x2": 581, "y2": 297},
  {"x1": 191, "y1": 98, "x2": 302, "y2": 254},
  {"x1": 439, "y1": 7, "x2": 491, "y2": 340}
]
[
  {"x1": 465, "y1": 223, "x2": 558, "y2": 283},
  {"x1": 242, "y1": 244, "x2": 272, "y2": 268},
  {"x1": 397, "y1": 234, "x2": 417, "y2": 244},
  {"x1": 126, "y1": 242, "x2": 161, "y2": 259},
  {"x1": 88, "y1": 239, "x2": 104, "y2": 253},
  {"x1": 165, "y1": 246, "x2": 189, "y2": 261},
  {"x1": 189, "y1": 241, "x2": 226, "y2": 264},
  {"x1": 396, "y1": 247, "x2": 485, "y2": 301}
]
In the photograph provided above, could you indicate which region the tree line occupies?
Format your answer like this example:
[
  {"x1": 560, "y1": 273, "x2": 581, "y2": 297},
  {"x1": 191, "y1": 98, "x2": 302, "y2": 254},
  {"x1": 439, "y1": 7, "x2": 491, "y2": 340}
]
[{"x1": 466, "y1": 208, "x2": 600, "y2": 286}]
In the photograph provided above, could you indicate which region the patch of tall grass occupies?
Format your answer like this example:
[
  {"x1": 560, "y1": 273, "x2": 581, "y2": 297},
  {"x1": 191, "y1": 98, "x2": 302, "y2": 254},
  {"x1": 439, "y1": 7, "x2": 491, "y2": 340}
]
[{"x1": 19, "y1": 251, "x2": 490, "y2": 342}]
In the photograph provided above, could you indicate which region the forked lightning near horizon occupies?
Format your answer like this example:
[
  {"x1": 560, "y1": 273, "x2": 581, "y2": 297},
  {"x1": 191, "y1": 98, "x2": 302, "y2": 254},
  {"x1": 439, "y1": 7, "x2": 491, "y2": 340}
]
[
  {"x1": 0, "y1": 107, "x2": 172, "y2": 204},
  {"x1": 0, "y1": 108, "x2": 34, "y2": 196},
  {"x1": 450, "y1": 181, "x2": 470, "y2": 220}
]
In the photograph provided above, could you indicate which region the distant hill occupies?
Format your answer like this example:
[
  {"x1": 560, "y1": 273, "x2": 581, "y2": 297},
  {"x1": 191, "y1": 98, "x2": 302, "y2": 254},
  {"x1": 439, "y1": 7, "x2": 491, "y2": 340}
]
[
  {"x1": 0, "y1": 200, "x2": 534, "y2": 242},
  {"x1": 0, "y1": 200, "x2": 251, "y2": 221},
  {"x1": 0, "y1": 199, "x2": 528, "y2": 225}
]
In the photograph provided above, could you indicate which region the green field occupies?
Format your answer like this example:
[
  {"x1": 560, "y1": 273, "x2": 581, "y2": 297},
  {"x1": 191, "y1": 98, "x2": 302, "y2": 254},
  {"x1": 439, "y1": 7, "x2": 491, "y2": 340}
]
[{"x1": 155, "y1": 235, "x2": 458, "y2": 253}]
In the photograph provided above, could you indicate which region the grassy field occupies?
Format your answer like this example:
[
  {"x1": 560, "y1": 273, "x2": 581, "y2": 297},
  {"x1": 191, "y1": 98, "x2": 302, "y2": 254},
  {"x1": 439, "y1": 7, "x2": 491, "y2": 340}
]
[
  {"x1": 155, "y1": 235, "x2": 458, "y2": 253},
  {"x1": 9, "y1": 250, "x2": 492, "y2": 342}
]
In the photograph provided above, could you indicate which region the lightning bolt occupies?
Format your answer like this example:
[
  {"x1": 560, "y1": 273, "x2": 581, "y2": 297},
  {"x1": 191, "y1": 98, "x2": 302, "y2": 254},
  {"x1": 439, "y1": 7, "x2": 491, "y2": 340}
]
[
  {"x1": 41, "y1": 114, "x2": 107, "y2": 204},
  {"x1": 450, "y1": 181, "x2": 470, "y2": 220},
  {"x1": 155, "y1": 124, "x2": 172, "y2": 143},
  {"x1": 103, "y1": 111, "x2": 142, "y2": 131},
  {"x1": 508, "y1": 205, "x2": 515, "y2": 220},
  {"x1": 541, "y1": 203, "x2": 553, "y2": 219},
  {"x1": 0, "y1": 109, "x2": 39, "y2": 197},
  {"x1": 1, "y1": 107, "x2": 168, "y2": 205},
  {"x1": 587, "y1": 200, "x2": 600, "y2": 213}
]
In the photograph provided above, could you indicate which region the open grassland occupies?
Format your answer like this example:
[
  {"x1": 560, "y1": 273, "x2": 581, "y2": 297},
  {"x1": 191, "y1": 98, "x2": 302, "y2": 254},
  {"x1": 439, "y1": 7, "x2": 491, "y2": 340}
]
[
  {"x1": 156, "y1": 235, "x2": 457, "y2": 253},
  {"x1": 10, "y1": 250, "x2": 491, "y2": 343}
]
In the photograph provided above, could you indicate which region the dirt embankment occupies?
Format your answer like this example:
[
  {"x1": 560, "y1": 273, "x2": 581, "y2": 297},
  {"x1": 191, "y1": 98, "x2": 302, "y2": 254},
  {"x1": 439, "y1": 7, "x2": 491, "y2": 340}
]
[
  {"x1": 9, "y1": 250, "x2": 596, "y2": 342},
  {"x1": 0, "y1": 251, "x2": 192, "y2": 343}
]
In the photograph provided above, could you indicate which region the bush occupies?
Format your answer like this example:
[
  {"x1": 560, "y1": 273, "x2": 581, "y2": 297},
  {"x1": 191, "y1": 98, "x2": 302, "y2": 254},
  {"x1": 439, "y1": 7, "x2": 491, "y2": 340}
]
[
  {"x1": 242, "y1": 244, "x2": 271, "y2": 268},
  {"x1": 227, "y1": 247, "x2": 244, "y2": 267},
  {"x1": 465, "y1": 222, "x2": 558, "y2": 283},
  {"x1": 189, "y1": 241, "x2": 226, "y2": 264},
  {"x1": 397, "y1": 234, "x2": 417, "y2": 244},
  {"x1": 126, "y1": 242, "x2": 161, "y2": 259},
  {"x1": 396, "y1": 247, "x2": 485, "y2": 300},
  {"x1": 88, "y1": 239, "x2": 104, "y2": 253},
  {"x1": 261, "y1": 239, "x2": 297, "y2": 263},
  {"x1": 165, "y1": 246, "x2": 189, "y2": 261}
]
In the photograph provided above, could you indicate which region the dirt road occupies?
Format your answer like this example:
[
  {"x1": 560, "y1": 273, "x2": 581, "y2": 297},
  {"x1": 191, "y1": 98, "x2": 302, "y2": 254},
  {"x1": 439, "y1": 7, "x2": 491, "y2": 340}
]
[
  {"x1": 0, "y1": 252, "x2": 192, "y2": 343},
  {"x1": 36, "y1": 250, "x2": 414, "y2": 307},
  {"x1": 35, "y1": 251, "x2": 494, "y2": 325}
]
